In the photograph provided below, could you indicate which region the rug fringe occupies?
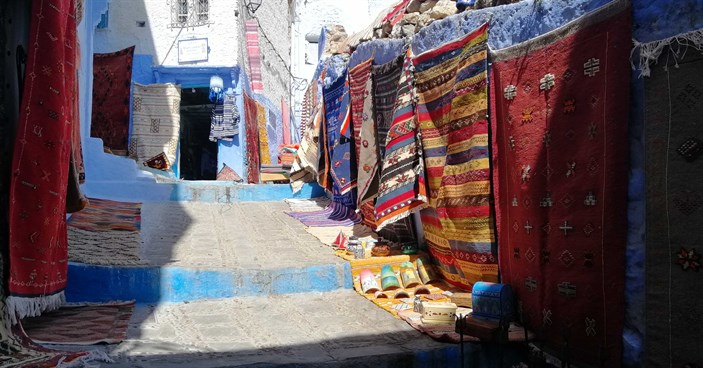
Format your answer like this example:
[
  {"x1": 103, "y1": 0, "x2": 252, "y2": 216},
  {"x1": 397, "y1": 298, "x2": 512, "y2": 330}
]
[
  {"x1": 6, "y1": 292, "x2": 65, "y2": 325},
  {"x1": 57, "y1": 349, "x2": 115, "y2": 368},
  {"x1": 375, "y1": 200, "x2": 427, "y2": 231},
  {"x1": 632, "y1": 28, "x2": 703, "y2": 77}
]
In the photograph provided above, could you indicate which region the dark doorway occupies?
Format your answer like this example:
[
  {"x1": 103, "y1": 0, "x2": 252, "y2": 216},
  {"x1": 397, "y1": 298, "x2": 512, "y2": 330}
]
[{"x1": 179, "y1": 87, "x2": 218, "y2": 180}]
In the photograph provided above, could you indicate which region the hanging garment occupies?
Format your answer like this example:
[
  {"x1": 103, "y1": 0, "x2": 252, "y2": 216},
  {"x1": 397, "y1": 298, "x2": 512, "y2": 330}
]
[
  {"x1": 8, "y1": 0, "x2": 76, "y2": 319},
  {"x1": 209, "y1": 92, "x2": 239, "y2": 141},
  {"x1": 413, "y1": 23, "x2": 498, "y2": 288},
  {"x1": 91, "y1": 45, "x2": 135, "y2": 155},
  {"x1": 490, "y1": 1, "x2": 630, "y2": 366},
  {"x1": 374, "y1": 50, "x2": 427, "y2": 230},
  {"x1": 242, "y1": 92, "x2": 261, "y2": 183},
  {"x1": 129, "y1": 83, "x2": 181, "y2": 169},
  {"x1": 643, "y1": 38, "x2": 703, "y2": 366}
]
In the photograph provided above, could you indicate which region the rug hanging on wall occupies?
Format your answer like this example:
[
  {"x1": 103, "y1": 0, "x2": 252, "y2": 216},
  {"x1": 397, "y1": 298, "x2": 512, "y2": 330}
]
[
  {"x1": 643, "y1": 45, "x2": 703, "y2": 367},
  {"x1": 374, "y1": 50, "x2": 427, "y2": 230},
  {"x1": 323, "y1": 62, "x2": 357, "y2": 208},
  {"x1": 243, "y1": 92, "x2": 261, "y2": 183},
  {"x1": 130, "y1": 82, "x2": 181, "y2": 169},
  {"x1": 91, "y1": 45, "x2": 135, "y2": 155},
  {"x1": 256, "y1": 102, "x2": 272, "y2": 165},
  {"x1": 413, "y1": 23, "x2": 497, "y2": 289},
  {"x1": 490, "y1": 1, "x2": 630, "y2": 365}
]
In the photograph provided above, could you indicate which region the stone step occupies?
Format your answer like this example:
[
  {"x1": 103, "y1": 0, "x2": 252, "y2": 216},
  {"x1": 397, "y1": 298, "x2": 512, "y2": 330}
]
[{"x1": 65, "y1": 262, "x2": 352, "y2": 303}]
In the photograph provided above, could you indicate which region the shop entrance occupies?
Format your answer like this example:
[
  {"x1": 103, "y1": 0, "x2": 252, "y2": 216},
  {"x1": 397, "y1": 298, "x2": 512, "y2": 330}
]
[{"x1": 179, "y1": 87, "x2": 218, "y2": 180}]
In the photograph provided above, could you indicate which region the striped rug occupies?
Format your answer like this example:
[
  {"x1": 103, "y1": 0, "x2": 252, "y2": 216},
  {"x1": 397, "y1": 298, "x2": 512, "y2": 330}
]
[
  {"x1": 413, "y1": 24, "x2": 497, "y2": 289},
  {"x1": 129, "y1": 83, "x2": 181, "y2": 169}
]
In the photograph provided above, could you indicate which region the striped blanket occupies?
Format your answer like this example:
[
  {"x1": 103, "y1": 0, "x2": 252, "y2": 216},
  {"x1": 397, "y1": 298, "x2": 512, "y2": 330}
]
[
  {"x1": 374, "y1": 50, "x2": 427, "y2": 230},
  {"x1": 243, "y1": 93, "x2": 261, "y2": 183},
  {"x1": 130, "y1": 83, "x2": 181, "y2": 168},
  {"x1": 413, "y1": 24, "x2": 497, "y2": 289}
]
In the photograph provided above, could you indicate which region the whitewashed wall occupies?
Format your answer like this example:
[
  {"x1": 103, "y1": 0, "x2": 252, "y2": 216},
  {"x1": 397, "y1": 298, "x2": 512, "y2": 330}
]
[{"x1": 94, "y1": 0, "x2": 241, "y2": 67}]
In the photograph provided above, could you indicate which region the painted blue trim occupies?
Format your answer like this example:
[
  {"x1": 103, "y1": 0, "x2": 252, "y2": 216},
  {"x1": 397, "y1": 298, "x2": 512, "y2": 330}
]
[{"x1": 65, "y1": 262, "x2": 351, "y2": 303}]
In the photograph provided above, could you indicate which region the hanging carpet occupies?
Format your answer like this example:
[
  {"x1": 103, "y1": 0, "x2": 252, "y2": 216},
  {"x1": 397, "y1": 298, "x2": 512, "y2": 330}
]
[
  {"x1": 8, "y1": 0, "x2": 79, "y2": 320},
  {"x1": 490, "y1": 0, "x2": 631, "y2": 366},
  {"x1": 374, "y1": 50, "x2": 427, "y2": 230},
  {"x1": 243, "y1": 92, "x2": 261, "y2": 183},
  {"x1": 129, "y1": 82, "x2": 181, "y2": 169},
  {"x1": 90, "y1": 45, "x2": 135, "y2": 155},
  {"x1": 413, "y1": 23, "x2": 497, "y2": 289},
  {"x1": 643, "y1": 47, "x2": 703, "y2": 366}
]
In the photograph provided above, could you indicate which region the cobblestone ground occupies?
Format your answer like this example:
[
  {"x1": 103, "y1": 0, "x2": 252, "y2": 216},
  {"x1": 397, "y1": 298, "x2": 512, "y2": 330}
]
[
  {"x1": 103, "y1": 290, "x2": 449, "y2": 367},
  {"x1": 54, "y1": 201, "x2": 465, "y2": 367},
  {"x1": 139, "y1": 201, "x2": 343, "y2": 269}
]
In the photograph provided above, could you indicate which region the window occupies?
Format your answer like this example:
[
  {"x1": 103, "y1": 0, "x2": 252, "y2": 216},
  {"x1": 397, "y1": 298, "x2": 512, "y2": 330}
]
[
  {"x1": 196, "y1": 0, "x2": 209, "y2": 22},
  {"x1": 170, "y1": 0, "x2": 210, "y2": 28}
]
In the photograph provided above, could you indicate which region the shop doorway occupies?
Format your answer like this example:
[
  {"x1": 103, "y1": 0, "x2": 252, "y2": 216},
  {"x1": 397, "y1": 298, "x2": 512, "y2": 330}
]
[{"x1": 179, "y1": 87, "x2": 218, "y2": 180}]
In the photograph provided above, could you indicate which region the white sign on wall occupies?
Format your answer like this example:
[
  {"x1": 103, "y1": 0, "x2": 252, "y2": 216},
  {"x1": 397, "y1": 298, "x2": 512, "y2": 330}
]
[{"x1": 178, "y1": 38, "x2": 208, "y2": 63}]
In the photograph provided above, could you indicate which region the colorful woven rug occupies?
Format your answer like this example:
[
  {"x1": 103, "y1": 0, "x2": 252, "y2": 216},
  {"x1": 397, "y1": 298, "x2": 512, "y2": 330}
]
[
  {"x1": 129, "y1": 82, "x2": 181, "y2": 169},
  {"x1": 91, "y1": 46, "x2": 135, "y2": 155},
  {"x1": 22, "y1": 301, "x2": 135, "y2": 345},
  {"x1": 289, "y1": 101, "x2": 321, "y2": 193},
  {"x1": 323, "y1": 64, "x2": 357, "y2": 201},
  {"x1": 286, "y1": 203, "x2": 361, "y2": 227},
  {"x1": 66, "y1": 197, "x2": 142, "y2": 232},
  {"x1": 256, "y1": 101, "x2": 272, "y2": 165},
  {"x1": 374, "y1": 50, "x2": 428, "y2": 230},
  {"x1": 490, "y1": 1, "x2": 630, "y2": 366},
  {"x1": 284, "y1": 197, "x2": 331, "y2": 212},
  {"x1": 7, "y1": 0, "x2": 79, "y2": 319},
  {"x1": 413, "y1": 23, "x2": 497, "y2": 289},
  {"x1": 644, "y1": 48, "x2": 703, "y2": 366},
  {"x1": 243, "y1": 92, "x2": 261, "y2": 183}
]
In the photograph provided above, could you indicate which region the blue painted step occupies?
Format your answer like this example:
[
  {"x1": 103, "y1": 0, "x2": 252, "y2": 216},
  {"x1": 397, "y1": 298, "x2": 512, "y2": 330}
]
[{"x1": 66, "y1": 262, "x2": 352, "y2": 303}]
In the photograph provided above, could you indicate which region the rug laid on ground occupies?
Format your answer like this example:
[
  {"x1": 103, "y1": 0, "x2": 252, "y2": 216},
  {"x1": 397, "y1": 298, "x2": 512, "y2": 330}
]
[
  {"x1": 286, "y1": 203, "x2": 361, "y2": 227},
  {"x1": 374, "y1": 50, "x2": 428, "y2": 230},
  {"x1": 643, "y1": 44, "x2": 703, "y2": 366},
  {"x1": 66, "y1": 197, "x2": 142, "y2": 231},
  {"x1": 7, "y1": 0, "x2": 79, "y2": 320},
  {"x1": 130, "y1": 82, "x2": 181, "y2": 168},
  {"x1": 91, "y1": 46, "x2": 135, "y2": 155},
  {"x1": 413, "y1": 23, "x2": 498, "y2": 289},
  {"x1": 21, "y1": 301, "x2": 135, "y2": 345},
  {"x1": 243, "y1": 92, "x2": 261, "y2": 183},
  {"x1": 489, "y1": 1, "x2": 630, "y2": 366},
  {"x1": 67, "y1": 198, "x2": 143, "y2": 266}
]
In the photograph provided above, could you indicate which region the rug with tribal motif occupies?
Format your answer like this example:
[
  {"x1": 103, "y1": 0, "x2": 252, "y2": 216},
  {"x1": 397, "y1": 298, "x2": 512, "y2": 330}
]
[
  {"x1": 374, "y1": 50, "x2": 427, "y2": 230},
  {"x1": 490, "y1": 1, "x2": 630, "y2": 365}
]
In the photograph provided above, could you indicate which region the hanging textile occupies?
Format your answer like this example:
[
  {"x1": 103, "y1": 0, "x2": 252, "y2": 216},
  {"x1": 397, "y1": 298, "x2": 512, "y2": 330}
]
[
  {"x1": 8, "y1": 0, "x2": 78, "y2": 318},
  {"x1": 374, "y1": 50, "x2": 427, "y2": 230},
  {"x1": 256, "y1": 102, "x2": 272, "y2": 165},
  {"x1": 644, "y1": 45, "x2": 703, "y2": 366},
  {"x1": 323, "y1": 63, "x2": 356, "y2": 208},
  {"x1": 209, "y1": 91, "x2": 239, "y2": 141},
  {"x1": 245, "y1": 20, "x2": 263, "y2": 93},
  {"x1": 349, "y1": 58, "x2": 376, "y2": 226},
  {"x1": 490, "y1": 1, "x2": 630, "y2": 365},
  {"x1": 243, "y1": 92, "x2": 260, "y2": 183},
  {"x1": 360, "y1": 53, "x2": 404, "y2": 209},
  {"x1": 129, "y1": 82, "x2": 180, "y2": 169},
  {"x1": 72, "y1": 34, "x2": 85, "y2": 183},
  {"x1": 90, "y1": 45, "x2": 135, "y2": 155},
  {"x1": 413, "y1": 24, "x2": 497, "y2": 289},
  {"x1": 281, "y1": 97, "x2": 291, "y2": 144},
  {"x1": 289, "y1": 100, "x2": 322, "y2": 193}
]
